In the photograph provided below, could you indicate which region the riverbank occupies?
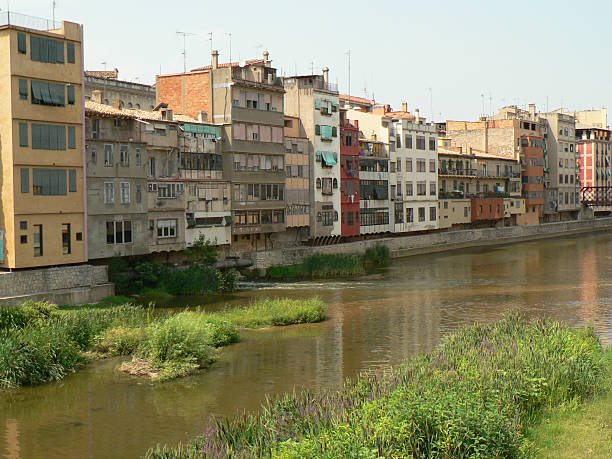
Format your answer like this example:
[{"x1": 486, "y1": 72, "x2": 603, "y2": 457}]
[
  {"x1": 146, "y1": 313, "x2": 609, "y2": 458},
  {"x1": 0, "y1": 298, "x2": 326, "y2": 387},
  {"x1": 249, "y1": 216, "x2": 612, "y2": 269}
]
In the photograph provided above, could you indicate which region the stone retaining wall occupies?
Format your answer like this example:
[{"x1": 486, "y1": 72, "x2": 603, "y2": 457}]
[{"x1": 248, "y1": 217, "x2": 612, "y2": 268}]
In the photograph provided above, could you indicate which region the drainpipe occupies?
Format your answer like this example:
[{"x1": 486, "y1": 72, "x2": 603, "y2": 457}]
[{"x1": 79, "y1": 23, "x2": 88, "y2": 262}]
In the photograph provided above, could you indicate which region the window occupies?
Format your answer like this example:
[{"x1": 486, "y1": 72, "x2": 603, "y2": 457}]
[
  {"x1": 120, "y1": 182, "x2": 130, "y2": 203},
  {"x1": 20, "y1": 221, "x2": 27, "y2": 230},
  {"x1": 430, "y1": 207, "x2": 437, "y2": 221},
  {"x1": 416, "y1": 136, "x2": 426, "y2": 150},
  {"x1": 149, "y1": 157, "x2": 155, "y2": 177},
  {"x1": 406, "y1": 158, "x2": 413, "y2": 172},
  {"x1": 104, "y1": 144, "x2": 114, "y2": 166},
  {"x1": 20, "y1": 235, "x2": 27, "y2": 244},
  {"x1": 19, "y1": 122, "x2": 28, "y2": 147},
  {"x1": 30, "y1": 36, "x2": 64, "y2": 63},
  {"x1": 315, "y1": 125, "x2": 321, "y2": 135},
  {"x1": 31, "y1": 80, "x2": 65, "y2": 106},
  {"x1": 90, "y1": 146, "x2": 97, "y2": 164},
  {"x1": 62, "y1": 223, "x2": 71, "y2": 255},
  {"x1": 68, "y1": 126, "x2": 76, "y2": 149},
  {"x1": 33, "y1": 225, "x2": 43, "y2": 257},
  {"x1": 464, "y1": 207, "x2": 469, "y2": 217},
  {"x1": 395, "y1": 203, "x2": 404, "y2": 223},
  {"x1": 417, "y1": 159, "x2": 426, "y2": 172},
  {"x1": 406, "y1": 207, "x2": 413, "y2": 222},
  {"x1": 157, "y1": 183, "x2": 184, "y2": 199},
  {"x1": 429, "y1": 138, "x2": 436, "y2": 150},
  {"x1": 19, "y1": 79, "x2": 28, "y2": 100},
  {"x1": 429, "y1": 159, "x2": 436, "y2": 172},
  {"x1": 406, "y1": 182, "x2": 413, "y2": 196},
  {"x1": 157, "y1": 219, "x2": 177, "y2": 238},
  {"x1": 33, "y1": 169, "x2": 67, "y2": 195},
  {"x1": 21, "y1": 168, "x2": 29, "y2": 193},
  {"x1": 136, "y1": 184, "x2": 142, "y2": 203},
  {"x1": 67, "y1": 85, "x2": 75, "y2": 104},
  {"x1": 417, "y1": 181, "x2": 426, "y2": 196},
  {"x1": 67, "y1": 42, "x2": 75, "y2": 63},
  {"x1": 104, "y1": 182, "x2": 114, "y2": 203},
  {"x1": 135, "y1": 148, "x2": 142, "y2": 166},
  {"x1": 430, "y1": 182, "x2": 436, "y2": 196},
  {"x1": 405, "y1": 135, "x2": 413, "y2": 149},
  {"x1": 106, "y1": 220, "x2": 132, "y2": 244},
  {"x1": 321, "y1": 125, "x2": 333, "y2": 140},
  {"x1": 18, "y1": 32, "x2": 27, "y2": 54},
  {"x1": 68, "y1": 169, "x2": 77, "y2": 192},
  {"x1": 31, "y1": 123, "x2": 66, "y2": 150},
  {"x1": 120, "y1": 145, "x2": 129, "y2": 166},
  {"x1": 418, "y1": 207, "x2": 426, "y2": 222}
]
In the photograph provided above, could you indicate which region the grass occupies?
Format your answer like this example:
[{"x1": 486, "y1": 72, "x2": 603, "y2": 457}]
[
  {"x1": 145, "y1": 312, "x2": 608, "y2": 458},
  {"x1": 0, "y1": 297, "x2": 326, "y2": 387},
  {"x1": 528, "y1": 347, "x2": 612, "y2": 458},
  {"x1": 266, "y1": 246, "x2": 390, "y2": 280}
]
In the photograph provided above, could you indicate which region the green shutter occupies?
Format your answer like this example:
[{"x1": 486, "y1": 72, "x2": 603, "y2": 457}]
[
  {"x1": 48, "y1": 39, "x2": 57, "y2": 63},
  {"x1": 41, "y1": 124, "x2": 51, "y2": 149},
  {"x1": 30, "y1": 36, "x2": 39, "y2": 61},
  {"x1": 49, "y1": 124, "x2": 58, "y2": 150},
  {"x1": 40, "y1": 82, "x2": 52, "y2": 105},
  {"x1": 58, "y1": 169, "x2": 67, "y2": 195},
  {"x1": 21, "y1": 168, "x2": 29, "y2": 193},
  {"x1": 315, "y1": 125, "x2": 321, "y2": 135},
  {"x1": 19, "y1": 79, "x2": 28, "y2": 99},
  {"x1": 31, "y1": 80, "x2": 42, "y2": 102},
  {"x1": 39, "y1": 37, "x2": 49, "y2": 62},
  {"x1": 314, "y1": 98, "x2": 321, "y2": 109},
  {"x1": 68, "y1": 126, "x2": 76, "y2": 149},
  {"x1": 58, "y1": 125, "x2": 66, "y2": 150},
  {"x1": 69, "y1": 169, "x2": 77, "y2": 192},
  {"x1": 67, "y1": 85, "x2": 75, "y2": 104},
  {"x1": 19, "y1": 122, "x2": 28, "y2": 147},
  {"x1": 67, "y1": 42, "x2": 75, "y2": 63},
  {"x1": 56, "y1": 41, "x2": 64, "y2": 63},
  {"x1": 332, "y1": 126, "x2": 338, "y2": 137},
  {"x1": 32, "y1": 124, "x2": 41, "y2": 149},
  {"x1": 18, "y1": 33, "x2": 27, "y2": 54}
]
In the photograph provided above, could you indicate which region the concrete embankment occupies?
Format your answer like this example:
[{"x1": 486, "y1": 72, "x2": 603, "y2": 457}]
[{"x1": 248, "y1": 217, "x2": 612, "y2": 269}]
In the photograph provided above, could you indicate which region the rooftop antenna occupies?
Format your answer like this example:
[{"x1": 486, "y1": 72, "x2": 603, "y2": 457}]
[
  {"x1": 310, "y1": 61, "x2": 314, "y2": 75},
  {"x1": 101, "y1": 61, "x2": 107, "y2": 71},
  {"x1": 489, "y1": 92, "x2": 492, "y2": 115},
  {"x1": 52, "y1": 0, "x2": 56, "y2": 24},
  {"x1": 346, "y1": 49, "x2": 351, "y2": 104},
  {"x1": 428, "y1": 87, "x2": 433, "y2": 122},
  {"x1": 481, "y1": 93, "x2": 485, "y2": 117},
  {"x1": 176, "y1": 31, "x2": 196, "y2": 74},
  {"x1": 225, "y1": 33, "x2": 232, "y2": 63}
]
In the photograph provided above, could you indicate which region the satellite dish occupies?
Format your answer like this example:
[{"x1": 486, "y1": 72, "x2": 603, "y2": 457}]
[{"x1": 239, "y1": 61, "x2": 246, "y2": 68}]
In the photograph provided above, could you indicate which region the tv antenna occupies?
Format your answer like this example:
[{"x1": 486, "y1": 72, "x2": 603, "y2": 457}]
[
  {"x1": 225, "y1": 33, "x2": 232, "y2": 63},
  {"x1": 176, "y1": 31, "x2": 196, "y2": 73},
  {"x1": 346, "y1": 49, "x2": 351, "y2": 103}
]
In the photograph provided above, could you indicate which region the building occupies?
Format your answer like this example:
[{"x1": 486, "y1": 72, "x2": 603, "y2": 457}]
[
  {"x1": 283, "y1": 115, "x2": 310, "y2": 240},
  {"x1": 0, "y1": 14, "x2": 86, "y2": 268},
  {"x1": 577, "y1": 126, "x2": 612, "y2": 212},
  {"x1": 157, "y1": 50, "x2": 286, "y2": 252},
  {"x1": 339, "y1": 110, "x2": 360, "y2": 237},
  {"x1": 84, "y1": 68, "x2": 156, "y2": 110},
  {"x1": 283, "y1": 70, "x2": 341, "y2": 239}
]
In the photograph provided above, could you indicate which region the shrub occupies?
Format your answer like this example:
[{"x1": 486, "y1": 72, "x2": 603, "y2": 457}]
[
  {"x1": 364, "y1": 245, "x2": 391, "y2": 267},
  {"x1": 0, "y1": 300, "x2": 58, "y2": 330},
  {"x1": 93, "y1": 326, "x2": 146, "y2": 356}
]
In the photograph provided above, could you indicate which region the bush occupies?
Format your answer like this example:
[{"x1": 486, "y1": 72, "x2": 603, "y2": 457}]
[
  {"x1": 93, "y1": 326, "x2": 146, "y2": 356},
  {"x1": 0, "y1": 300, "x2": 58, "y2": 330},
  {"x1": 364, "y1": 245, "x2": 391, "y2": 267}
]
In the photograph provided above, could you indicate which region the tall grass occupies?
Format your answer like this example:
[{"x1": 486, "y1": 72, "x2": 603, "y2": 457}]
[{"x1": 145, "y1": 312, "x2": 607, "y2": 458}]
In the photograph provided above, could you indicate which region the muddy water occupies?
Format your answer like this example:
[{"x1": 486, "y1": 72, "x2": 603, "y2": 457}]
[{"x1": 1, "y1": 233, "x2": 611, "y2": 458}]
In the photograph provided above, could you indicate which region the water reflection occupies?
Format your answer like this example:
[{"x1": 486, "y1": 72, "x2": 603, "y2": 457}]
[{"x1": 1, "y1": 233, "x2": 611, "y2": 458}]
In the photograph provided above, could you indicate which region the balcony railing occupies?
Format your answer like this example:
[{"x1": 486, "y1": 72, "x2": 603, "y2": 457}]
[
  {"x1": 0, "y1": 11, "x2": 62, "y2": 31},
  {"x1": 438, "y1": 168, "x2": 477, "y2": 176}
]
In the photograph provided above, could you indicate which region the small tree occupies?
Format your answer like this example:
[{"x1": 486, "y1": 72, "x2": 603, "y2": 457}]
[{"x1": 185, "y1": 234, "x2": 219, "y2": 268}]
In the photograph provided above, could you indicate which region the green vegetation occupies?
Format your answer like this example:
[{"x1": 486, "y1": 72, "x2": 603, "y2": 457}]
[
  {"x1": 0, "y1": 297, "x2": 326, "y2": 387},
  {"x1": 145, "y1": 313, "x2": 608, "y2": 458},
  {"x1": 108, "y1": 236, "x2": 238, "y2": 296},
  {"x1": 266, "y1": 246, "x2": 391, "y2": 280},
  {"x1": 528, "y1": 347, "x2": 612, "y2": 458}
]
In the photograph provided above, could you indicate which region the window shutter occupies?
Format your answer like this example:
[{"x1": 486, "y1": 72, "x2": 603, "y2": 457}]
[
  {"x1": 49, "y1": 124, "x2": 58, "y2": 150},
  {"x1": 314, "y1": 98, "x2": 321, "y2": 109},
  {"x1": 58, "y1": 169, "x2": 67, "y2": 195},
  {"x1": 21, "y1": 168, "x2": 29, "y2": 193},
  {"x1": 67, "y1": 85, "x2": 75, "y2": 104},
  {"x1": 30, "y1": 35, "x2": 39, "y2": 61},
  {"x1": 69, "y1": 169, "x2": 77, "y2": 192},
  {"x1": 40, "y1": 82, "x2": 52, "y2": 105},
  {"x1": 58, "y1": 125, "x2": 66, "y2": 150},
  {"x1": 19, "y1": 79, "x2": 28, "y2": 100},
  {"x1": 67, "y1": 42, "x2": 75, "y2": 63},
  {"x1": 18, "y1": 33, "x2": 27, "y2": 54},
  {"x1": 68, "y1": 126, "x2": 76, "y2": 149},
  {"x1": 39, "y1": 37, "x2": 49, "y2": 62},
  {"x1": 332, "y1": 126, "x2": 338, "y2": 137},
  {"x1": 315, "y1": 125, "x2": 321, "y2": 135},
  {"x1": 48, "y1": 38, "x2": 57, "y2": 63},
  {"x1": 56, "y1": 40, "x2": 64, "y2": 63},
  {"x1": 32, "y1": 124, "x2": 41, "y2": 149},
  {"x1": 41, "y1": 124, "x2": 51, "y2": 149},
  {"x1": 19, "y1": 122, "x2": 28, "y2": 147}
]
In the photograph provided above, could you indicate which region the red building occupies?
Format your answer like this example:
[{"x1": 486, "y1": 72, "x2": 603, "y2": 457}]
[
  {"x1": 577, "y1": 127, "x2": 611, "y2": 211},
  {"x1": 471, "y1": 197, "x2": 504, "y2": 222},
  {"x1": 340, "y1": 110, "x2": 360, "y2": 236}
]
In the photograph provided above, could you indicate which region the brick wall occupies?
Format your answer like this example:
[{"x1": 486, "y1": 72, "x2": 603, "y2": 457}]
[{"x1": 156, "y1": 72, "x2": 210, "y2": 118}]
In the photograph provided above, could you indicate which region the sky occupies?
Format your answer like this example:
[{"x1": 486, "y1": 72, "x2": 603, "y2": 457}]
[{"x1": 7, "y1": 0, "x2": 611, "y2": 121}]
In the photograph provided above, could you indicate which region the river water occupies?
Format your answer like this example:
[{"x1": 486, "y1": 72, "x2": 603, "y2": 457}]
[{"x1": 1, "y1": 233, "x2": 612, "y2": 458}]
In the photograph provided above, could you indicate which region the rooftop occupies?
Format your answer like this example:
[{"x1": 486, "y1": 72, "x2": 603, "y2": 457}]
[
  {"x1": 339, "y1": 94, "x2": 375, "y2": 105},
  {"x1": 85, "y1": 101, "x2": 201, "y2": 124},
  {"x1": 0, "y1": 11, "x2": 63, "y2": 32},
  {"x1": 85, "y1": 69, "x2": 119, "y2": 79},
  {"x1": 190, "y1": 59, "x2": 264, "y2": 72}
]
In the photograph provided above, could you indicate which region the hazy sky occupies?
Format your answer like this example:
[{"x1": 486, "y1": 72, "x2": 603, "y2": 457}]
[{"x1": 8, "y1": 0, "x2": 611, "y2": 121}]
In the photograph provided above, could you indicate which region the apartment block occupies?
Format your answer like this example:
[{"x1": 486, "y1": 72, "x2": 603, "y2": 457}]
[
  {"x1": 339, "y1": 110, "x2": 360, "y2": 237},
  {"x1": 283, "y1": 115, "x2": 310, "y2": 239},
  {"x1": 84, "y1": 69, "x2": 156, "y2": 110},
  {"x1": 157, "y1": 51, "x2": 286, "y2": 252},
  {"x1": 283, "y1": 70, "x2": 341, "y2": 238},
  {"x1": 577, "y1": 127, "x2": 612, "y2": 212},
  {"x1": 0, "y1": 14, "x2": 85, "y2": 268}
]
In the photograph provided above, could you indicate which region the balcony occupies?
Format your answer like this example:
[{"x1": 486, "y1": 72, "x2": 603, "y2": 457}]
[
  {"x1": 438, "y1": 168, "x2": 476, "y2": 177},
  {"x1": 0, "y1": 11, "x2": 62, "y2": 31}
]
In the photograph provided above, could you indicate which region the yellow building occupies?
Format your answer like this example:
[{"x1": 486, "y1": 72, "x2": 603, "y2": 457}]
[{"x1": 0, "y1": 14, "x2": 85, "y2": 268}]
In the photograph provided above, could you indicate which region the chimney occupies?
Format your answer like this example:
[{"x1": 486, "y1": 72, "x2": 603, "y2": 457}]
[
  {"x1": 415, "y1": 108, "x2": 420, "y2": 123},
  {"x1": 212, "y1": 50, "x2": 219, "y2": 69},
  {"x1": 402, "y1": 102, "x2": 408, "y2": 112},
  {"x1": 529, "y1": 103, "x2": 536, "y2": 119},
  {"x1": 198, "y1": 111, "x2": 208, "y2": 122},
  {"x1": 322, "y1": 66, "x2": 329, "y2": 85},
  {"x1": 384, "y1": 104, "x2": 391, "y2": 113},
  {"x1": 92, "y1": 90, "x2": 102, "y2": 104},
  {"x1": 263, "y1": 50, "x2": 271, "y2": 66}
]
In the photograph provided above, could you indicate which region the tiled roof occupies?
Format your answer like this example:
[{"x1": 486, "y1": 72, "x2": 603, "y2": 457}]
[
  {"x1": 85, "y1": 69, "x2": 118, "y2": 79},
  {"x1": 190, "y1": 58, "x2": 264, "y2": 72},
  {"x1": 85, "y1": 101, "x2": 199, "y2": 123},
  {"x1": 339, "y1": 94, "x2": 375, "y2": 105},
  {"x1": 386, "y1": 111, "x2": 416, "y2": 120}
]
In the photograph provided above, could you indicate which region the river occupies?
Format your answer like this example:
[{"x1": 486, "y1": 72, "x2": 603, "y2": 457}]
[{"x1": 1, "y1": 233, "x2": 611, "y2": 458}]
